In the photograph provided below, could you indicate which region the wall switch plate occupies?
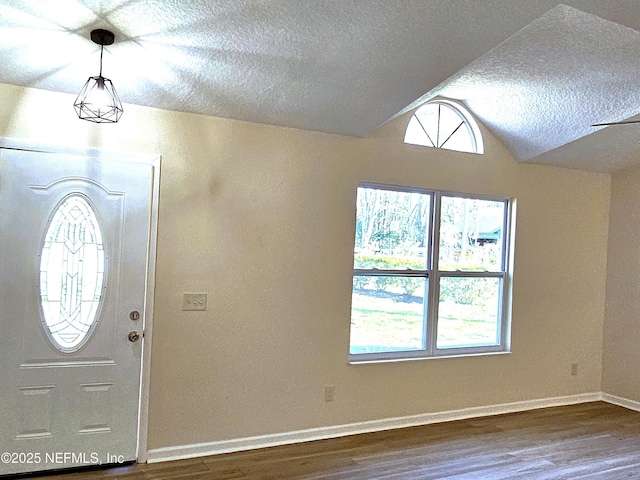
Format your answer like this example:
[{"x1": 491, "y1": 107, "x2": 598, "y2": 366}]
[
  {"x1": 570, "y1": 363, "x2": 578, "y2": 376},
  {"x1": 182, "y1": 293, "x2": 207, "y2": 311},
  {"x1": 324, "y1": 385, "x2": 336, "y2": 402}
]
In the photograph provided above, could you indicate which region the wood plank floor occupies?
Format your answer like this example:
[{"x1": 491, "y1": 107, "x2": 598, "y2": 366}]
[{"x1": 29, "y1": 402, "x2": 640, "y2": 479}]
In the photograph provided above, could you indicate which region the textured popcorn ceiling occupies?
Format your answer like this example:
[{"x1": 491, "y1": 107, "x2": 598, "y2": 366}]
[
  {"x1": 2, "y1": 1, "x2": 640, "y2": 172},
  {"x1": 408, "y1": 4, "x2": 640, "y2": 170}
]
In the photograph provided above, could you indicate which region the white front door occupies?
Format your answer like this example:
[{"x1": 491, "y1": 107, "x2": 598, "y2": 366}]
[{"x1": 0, "y1": 148, "x2": 153, "y2": 476}]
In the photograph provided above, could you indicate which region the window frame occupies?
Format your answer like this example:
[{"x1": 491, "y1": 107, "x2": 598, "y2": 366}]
[
  {"x1": 349, "y1": 183, "x2": 512, "y2": 363},
  {"x1": 404, "y1": 99, "x2": 484, "y2": 155}
]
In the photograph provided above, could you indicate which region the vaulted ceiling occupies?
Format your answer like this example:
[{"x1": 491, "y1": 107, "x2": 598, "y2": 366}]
[{"x1": 2, "y1": 1, "x2": 640, "y2": 173}]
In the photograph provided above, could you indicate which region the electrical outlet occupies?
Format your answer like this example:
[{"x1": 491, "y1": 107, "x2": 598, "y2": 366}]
[
  {"x1": 570, "y1": 363, "x2": 578, "y2": 376},
  {"x1": 182, "y1": 293, "x2": 207, "y2": 311},
  {"x1": 324, "y1": 385, "x2": 336, "y2": 402}
]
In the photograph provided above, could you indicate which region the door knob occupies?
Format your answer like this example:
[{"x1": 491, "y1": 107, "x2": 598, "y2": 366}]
[{"x1": 128, "y1": 330, "x2": 140, "y2": 342}]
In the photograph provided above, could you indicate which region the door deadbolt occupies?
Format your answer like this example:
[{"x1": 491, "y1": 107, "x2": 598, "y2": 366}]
[
  {"x1": 128, "y1": 330, "x2": 140, "y2": 342},
  {"x1": 129, "y1": 310, "x2": 141, "y2": 321}
]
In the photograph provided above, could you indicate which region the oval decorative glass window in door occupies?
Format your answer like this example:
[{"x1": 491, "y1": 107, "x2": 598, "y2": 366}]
[{"x1": 39, "y1": 194, "x2": 105, "y2": 352}]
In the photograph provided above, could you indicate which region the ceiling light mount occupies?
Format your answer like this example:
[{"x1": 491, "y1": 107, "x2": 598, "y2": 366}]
[
  {"x1": 90, "y1": 29, "x2": 115, "y2": 46},
  {"x1": 74, "y1": 28, "x2": 123, "y2": 123}
]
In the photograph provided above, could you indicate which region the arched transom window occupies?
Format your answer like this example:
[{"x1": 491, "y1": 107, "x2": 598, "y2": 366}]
[{"x1": 404, "y1": 100, "x2": 483, "y2": 154}]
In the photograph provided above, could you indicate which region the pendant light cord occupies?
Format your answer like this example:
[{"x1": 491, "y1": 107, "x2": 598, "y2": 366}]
[{"x1": 99, "y1": 44, "x2": 104, "y2": 77}]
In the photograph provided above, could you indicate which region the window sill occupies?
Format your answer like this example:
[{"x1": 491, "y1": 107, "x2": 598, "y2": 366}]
[{"x1": 348, "y1": 350, "x2": 511, "y2": 365}]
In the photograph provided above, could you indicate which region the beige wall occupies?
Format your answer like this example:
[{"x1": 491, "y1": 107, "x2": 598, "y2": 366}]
[
  {"x1": 1, "y1": 83, "x2": 611, "y2": 450},
  {"x1": 603, "y1": 165, "x2": 640, "y2": 400}
]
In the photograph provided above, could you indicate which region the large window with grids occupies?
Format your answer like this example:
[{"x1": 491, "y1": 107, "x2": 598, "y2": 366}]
[{"x1": 349, "y1": 184, "x2": 512, "y2": 361}]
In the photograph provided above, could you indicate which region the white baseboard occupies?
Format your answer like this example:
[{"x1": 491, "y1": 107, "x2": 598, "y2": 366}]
[
  {"x1": 146, "y1": 392, "x2": 601, "y2": 463},
  {"x1": 601, "y1": 392, "x2": 640, "y2": 412}
]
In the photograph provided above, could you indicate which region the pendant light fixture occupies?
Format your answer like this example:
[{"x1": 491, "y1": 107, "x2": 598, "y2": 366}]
[{"x1": 74, "y1": 29, "x2": 123, "y2": 123}]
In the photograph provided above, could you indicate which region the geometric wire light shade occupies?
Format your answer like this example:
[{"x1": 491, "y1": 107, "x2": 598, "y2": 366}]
[{"x1": 74, "y1": 29, "x2": 123, "y2": 123}]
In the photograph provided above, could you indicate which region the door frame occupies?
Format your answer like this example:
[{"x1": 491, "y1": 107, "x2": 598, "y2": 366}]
[{"x1": 0, "y1": 136, "x2": 160, "y2": 464}]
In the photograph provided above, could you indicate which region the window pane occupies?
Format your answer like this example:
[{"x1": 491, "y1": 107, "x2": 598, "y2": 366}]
[
  {"x1": 439, "y1": 196, "x2": 505, "y2": 271},
  {"x1": 350, "y1": 275, "x2": 426, "y2": 354},
  {"x1": 412, "y1": 103, "x2": 439, "y2": 146},
  {"x1": 440, "y1": 122, "x2": 474, "y2": 153},
  {"x1": 39, "y1": 195, "x2": 105, "y2": 352},
  {"x1": 437, "y1": 276, "x2": 501, "y2": 349},
  {"x1": 404, "y1": 102, "x2": 479, "y2": 154},
  {"x1": 404, "y1": 116, "x2": 435, "y2": 147},
  {"x1": 437, "y1": 105, "x2": 466, "y2": 149},
  {"x1": 354, "y1": 187, "x2": 431, "y2": 270}
]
